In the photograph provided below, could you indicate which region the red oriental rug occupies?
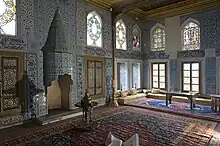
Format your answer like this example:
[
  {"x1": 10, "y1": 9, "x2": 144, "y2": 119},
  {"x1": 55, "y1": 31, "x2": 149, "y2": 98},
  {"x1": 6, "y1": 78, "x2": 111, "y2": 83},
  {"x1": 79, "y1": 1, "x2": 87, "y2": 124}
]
[{"x1": 0, "y1": 107, "x2": 217, "y2": 146}]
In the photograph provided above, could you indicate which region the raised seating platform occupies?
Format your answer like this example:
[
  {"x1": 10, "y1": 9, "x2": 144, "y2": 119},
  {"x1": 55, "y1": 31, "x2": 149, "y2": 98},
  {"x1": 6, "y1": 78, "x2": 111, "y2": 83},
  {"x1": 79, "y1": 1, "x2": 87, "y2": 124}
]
[
  {"x1": 116, "y1": 89, "x2": 148, "y2": 105},
  {"x1": 116, "y1": 88, "x2": 212, "y2": 106},
  {"x1": 118, "y1": 93, "x2": 146, "y2": 105},
  {"x1": 147, "y1": 92, "x2": 211, "y2": 106}
]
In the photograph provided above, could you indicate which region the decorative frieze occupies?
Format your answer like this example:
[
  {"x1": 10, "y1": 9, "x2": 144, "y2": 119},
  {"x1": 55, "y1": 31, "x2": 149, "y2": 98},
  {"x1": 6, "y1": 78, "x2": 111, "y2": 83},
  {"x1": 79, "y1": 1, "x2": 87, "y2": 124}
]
[
  {"x1": 83, "y1": 47, "x2": 108, "y2": 57},
  {"x1": 0, "y1": 37, "x2": 27, "y2": 50},
  {"x1": 205, "y1": 57, "x2": 216, "y2": 94},
  {"x1": 177, "y1": 50, "x2": 205, "y2": 58},
  {"x1": 147, "y1": 51, "x2": 169, "y2": 59},
  {"x1": 0, "y1": 115, "x2": 23, "y2": 129},
  {"x1": 115, "y1": 49, "x2": 142, "y2": 60}
]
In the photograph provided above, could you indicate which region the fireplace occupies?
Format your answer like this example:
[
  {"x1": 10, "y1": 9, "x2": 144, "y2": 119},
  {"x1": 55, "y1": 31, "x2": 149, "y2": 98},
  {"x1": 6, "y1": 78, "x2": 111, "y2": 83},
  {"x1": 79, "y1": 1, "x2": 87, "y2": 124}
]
[{"x1": 47, "y1": 74, "x2": 73, "y2": 110}]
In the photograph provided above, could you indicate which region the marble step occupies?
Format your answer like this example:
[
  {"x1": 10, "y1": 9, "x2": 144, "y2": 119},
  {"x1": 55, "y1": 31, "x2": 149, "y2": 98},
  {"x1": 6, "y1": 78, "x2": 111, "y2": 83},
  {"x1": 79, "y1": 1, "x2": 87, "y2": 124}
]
[{"x1": 36, "y1": 108, "x2": 83, "y2": 125}]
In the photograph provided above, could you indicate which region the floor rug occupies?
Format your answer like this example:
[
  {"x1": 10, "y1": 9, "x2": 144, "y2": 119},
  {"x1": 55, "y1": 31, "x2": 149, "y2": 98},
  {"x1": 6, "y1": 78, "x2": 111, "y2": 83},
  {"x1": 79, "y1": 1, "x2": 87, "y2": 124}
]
[
  {"x1": 3, "y1": 107, "x2": 216, "y2": 146},
  {"x1": 126, "y1": 98, "x2": 220, "y2": 122}
]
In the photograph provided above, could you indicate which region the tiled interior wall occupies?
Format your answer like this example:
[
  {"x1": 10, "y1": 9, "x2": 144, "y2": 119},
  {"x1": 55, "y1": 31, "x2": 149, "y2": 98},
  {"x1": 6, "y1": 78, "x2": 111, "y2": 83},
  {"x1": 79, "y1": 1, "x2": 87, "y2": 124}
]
[
  {"x1": 1, "y1": 0, "x2": 219, "y2": 127},
  {"x1": 0, "y1": 0, "x2": 142, "y2": 126},
  {"x1": 143, "y1": 7, "x2": 220, "y2": 93}
]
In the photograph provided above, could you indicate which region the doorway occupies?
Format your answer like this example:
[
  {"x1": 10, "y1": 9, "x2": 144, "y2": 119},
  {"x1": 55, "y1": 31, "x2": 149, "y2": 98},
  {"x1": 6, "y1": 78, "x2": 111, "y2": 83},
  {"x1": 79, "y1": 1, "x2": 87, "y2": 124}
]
[
  {"x1": 0, "y1": 51, "x2": 24, "y2": 117},
  {"x1": 85, "y1": 56, "x2": 105, "y2": 99}
]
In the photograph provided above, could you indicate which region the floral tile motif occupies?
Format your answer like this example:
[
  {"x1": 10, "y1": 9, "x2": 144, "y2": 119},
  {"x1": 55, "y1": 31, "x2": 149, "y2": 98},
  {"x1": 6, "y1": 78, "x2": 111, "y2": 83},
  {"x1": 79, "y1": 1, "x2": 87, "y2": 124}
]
[
  {"x1": 215, "y1": 48, "x2": 220, "y2": 56},
  {"x1": 0, "y1": 37, "x2": 27, "y2": 50},
  {"x1": 177, "y1": 50, "x2": 205, "y2": 58},
  {"x1": 26, "y1": 53, "x2": 38, "y2": 119},
  {"x1": 0, "y1": 115, "x2": 24, "y2": 129},
  {"x1": 143, "y1": 60, "x2": 148, "y2": 88},
  {"x1": 205, "y1": 57, "x2": 216, "y2": 94},
  {"x1": 169, "y1": 59, "x2": 180, "y2": 91},
  {"x1": 76, "y1": 56, "x2": 84, "y2": 102},
  {"x1": 147, "y1": 51, "x2": 169, "y2": 59},
  {"x1": 115, "y1": 49, "x2": 142, "y2": 59},
  {"x1": 106, "y1": 58, "x2": 112, "y2": 103}
]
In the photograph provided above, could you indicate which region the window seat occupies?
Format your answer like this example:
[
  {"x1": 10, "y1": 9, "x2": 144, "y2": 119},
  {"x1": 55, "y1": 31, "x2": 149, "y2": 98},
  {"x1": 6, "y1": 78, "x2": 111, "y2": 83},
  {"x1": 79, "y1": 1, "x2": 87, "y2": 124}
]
[
  {"x1": 117, "y1": 93, "x2": 146, "y2": 105},
  {"x1": 147, "y1": 93, "x2": 211, "y2": 106}
]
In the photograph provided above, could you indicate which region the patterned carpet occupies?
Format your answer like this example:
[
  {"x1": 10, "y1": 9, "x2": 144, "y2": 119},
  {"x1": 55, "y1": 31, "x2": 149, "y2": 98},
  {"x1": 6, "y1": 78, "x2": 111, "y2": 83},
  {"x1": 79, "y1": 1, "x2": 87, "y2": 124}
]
[
  {"x1": 0, "y1": 107, "x2": 216, "y2": 146},
  {"x1": 126, "y1": 98, "x2": 220, "y2": 122}
]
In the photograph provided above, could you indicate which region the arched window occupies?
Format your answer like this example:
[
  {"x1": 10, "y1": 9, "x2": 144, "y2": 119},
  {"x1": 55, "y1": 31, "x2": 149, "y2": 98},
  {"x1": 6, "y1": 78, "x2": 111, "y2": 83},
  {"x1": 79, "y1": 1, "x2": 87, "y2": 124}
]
[
  {"x1": 87, "y1": 11, "x2": 102, "y2": 47},
  {"x1": 116, "y1": 20, "x2": 126, "y2": 50},
  {"x1": 151, "y1": 23, "x2": 165, "y2": 51},
  {"x1": 181, "y1": 18, "x2": 200, "y2": 50},
  {"x1": 132, "y1": 25, "x2": 141, "y2": 50},
  {"x1": 0, "y1": 0, "x2": 16, "y2": 35}
]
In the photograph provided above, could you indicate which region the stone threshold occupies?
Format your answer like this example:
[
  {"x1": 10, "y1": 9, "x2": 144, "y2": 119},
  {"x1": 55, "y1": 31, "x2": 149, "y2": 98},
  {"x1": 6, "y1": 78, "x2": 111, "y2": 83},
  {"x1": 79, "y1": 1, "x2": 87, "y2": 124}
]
[{"x1": 35, "y1": 108, "x2": 83, "y2": 125}]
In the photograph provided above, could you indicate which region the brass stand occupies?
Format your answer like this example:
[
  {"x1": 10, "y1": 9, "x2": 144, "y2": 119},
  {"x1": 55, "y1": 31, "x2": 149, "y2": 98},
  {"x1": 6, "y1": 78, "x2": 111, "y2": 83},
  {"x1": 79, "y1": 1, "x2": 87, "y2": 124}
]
[
  {"x1": 109, "y1": 98, "x2": 119, "y2": 107},
  {"x1": 109, "y1": 86, "x2": 119, "y2": 107}
]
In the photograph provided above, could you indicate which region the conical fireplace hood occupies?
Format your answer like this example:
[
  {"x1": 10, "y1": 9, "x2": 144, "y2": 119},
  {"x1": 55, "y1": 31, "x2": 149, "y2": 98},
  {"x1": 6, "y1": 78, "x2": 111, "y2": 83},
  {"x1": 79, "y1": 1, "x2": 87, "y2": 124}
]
[{"x1": 42, "y1": 8, "x2": 67, "y2": 53}]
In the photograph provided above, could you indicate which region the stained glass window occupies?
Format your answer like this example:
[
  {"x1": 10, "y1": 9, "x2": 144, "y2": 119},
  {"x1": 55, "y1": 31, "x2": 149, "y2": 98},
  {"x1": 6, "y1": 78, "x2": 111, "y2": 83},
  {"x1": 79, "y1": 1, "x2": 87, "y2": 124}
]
[
  {"x1": 0, "y1": 0, "x2": 16, "y2": 35},
  {"x1": 182, "y1": 20, "x2": 200, "y2": 50},
  {"x1": 151, "y1": 24, "x2": 165, "y2": 51},
  {"x1": 87, "y1": 11, "x2": 102, "y2": 47},
  {"x1": 116, "y1": 20, "x2": 126, "y2": 50},
  {"x1": 132, "y1": 25, "x2": 140, "y2": 50}
]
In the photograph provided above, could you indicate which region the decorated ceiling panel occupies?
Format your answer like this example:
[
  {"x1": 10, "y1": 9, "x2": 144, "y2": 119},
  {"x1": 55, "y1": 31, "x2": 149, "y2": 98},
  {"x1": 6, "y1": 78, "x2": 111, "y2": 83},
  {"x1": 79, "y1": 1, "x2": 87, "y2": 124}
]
[{"x1": 87, "y1": 0, "x2": 220, "y2": 21}]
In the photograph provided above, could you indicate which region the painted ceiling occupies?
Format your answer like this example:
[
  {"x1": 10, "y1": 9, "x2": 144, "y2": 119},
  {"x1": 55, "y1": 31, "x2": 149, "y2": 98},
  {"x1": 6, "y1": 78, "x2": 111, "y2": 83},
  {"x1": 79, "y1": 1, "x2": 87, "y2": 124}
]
[{"x1": 87, "y1": 0, "x2": 220, "y2": 21}]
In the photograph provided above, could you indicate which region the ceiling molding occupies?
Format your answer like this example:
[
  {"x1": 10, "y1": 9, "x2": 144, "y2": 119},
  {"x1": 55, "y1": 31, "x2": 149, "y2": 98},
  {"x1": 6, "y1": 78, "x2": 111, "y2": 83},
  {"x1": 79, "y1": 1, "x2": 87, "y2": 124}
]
[
  {"x1": 112, "y1": 0, "x2": 151, "y2": 14},
  {"x1": 142, "y1": 0, "x2": 220, "y2": 20},
  {"x1": 86, "y1": 0, "x2": 112, "y2": 11},
  {"x1": 122, "y1": 10, "x2": 146, "y2": 21}
]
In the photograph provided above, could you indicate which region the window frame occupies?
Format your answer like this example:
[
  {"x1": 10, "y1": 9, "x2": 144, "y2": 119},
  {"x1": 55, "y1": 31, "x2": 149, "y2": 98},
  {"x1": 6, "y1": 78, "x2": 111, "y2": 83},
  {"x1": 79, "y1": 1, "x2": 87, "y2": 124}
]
[
  {"x1": 150, "y1": 23, "x2": 166, "y2": 51},
  {"x1": 151, "y1": 62, "x2": 167, "y2": 90},
  {"x1": 181, "y1": 18, "x2": 200, "y2": 50},
  {"x1": 116, "y1": 59, "x2": 142, "y2": 90},
  {"x1": 0, "y1": 0, "x2": 17, "y2": 36},
  {"x1": 86, "y1": 11, "x2": 103, "y2": 48},
  {"x1": 86, "y1": 58, "x2": 105, "y2": 99},
  {"x1": 132, "y1": 24, "x2": 141, "y2": 50},
  {"x1": 116, "y1": 61, "x2": 128, "y2": 90},
  {"x1": 131, "y1": 62, "x2": 141, "y2": 89},
  {"x1": 181, "y1": 62, "x2": 201, "y2": 92},
  {"x1": 115, "y1": 19, "x2": 127, "y2": 50}
]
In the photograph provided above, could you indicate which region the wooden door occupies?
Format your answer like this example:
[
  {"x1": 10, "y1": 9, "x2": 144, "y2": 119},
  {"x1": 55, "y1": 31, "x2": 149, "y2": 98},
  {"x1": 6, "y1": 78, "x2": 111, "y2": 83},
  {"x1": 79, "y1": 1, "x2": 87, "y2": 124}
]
[{"x1": 0, "y1": 51, "x2": 24, "y2": 115}]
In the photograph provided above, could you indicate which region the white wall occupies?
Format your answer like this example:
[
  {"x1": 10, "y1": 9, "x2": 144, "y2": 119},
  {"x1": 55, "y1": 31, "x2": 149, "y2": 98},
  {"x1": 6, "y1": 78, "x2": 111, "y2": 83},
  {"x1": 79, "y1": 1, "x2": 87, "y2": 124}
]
[{"x1": 165, "y1": 16, "x2": 181, "y2": 59}]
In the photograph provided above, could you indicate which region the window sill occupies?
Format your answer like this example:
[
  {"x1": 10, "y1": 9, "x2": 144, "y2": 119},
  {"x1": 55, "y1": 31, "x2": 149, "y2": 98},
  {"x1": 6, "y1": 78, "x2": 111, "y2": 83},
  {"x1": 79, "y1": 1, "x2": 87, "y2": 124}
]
[
  {"x1": 150, "y1": 50, "x2": 166, "y2": 52},
  {"x1": 86, "y1": 46, "x2": 103, "y2": 49},
  {"x1": 0, "y1": 34, "x2": 17, "y2": 37},
  {"x1": 116, "y1": 48, "x2": 127, "y2": 51}
]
